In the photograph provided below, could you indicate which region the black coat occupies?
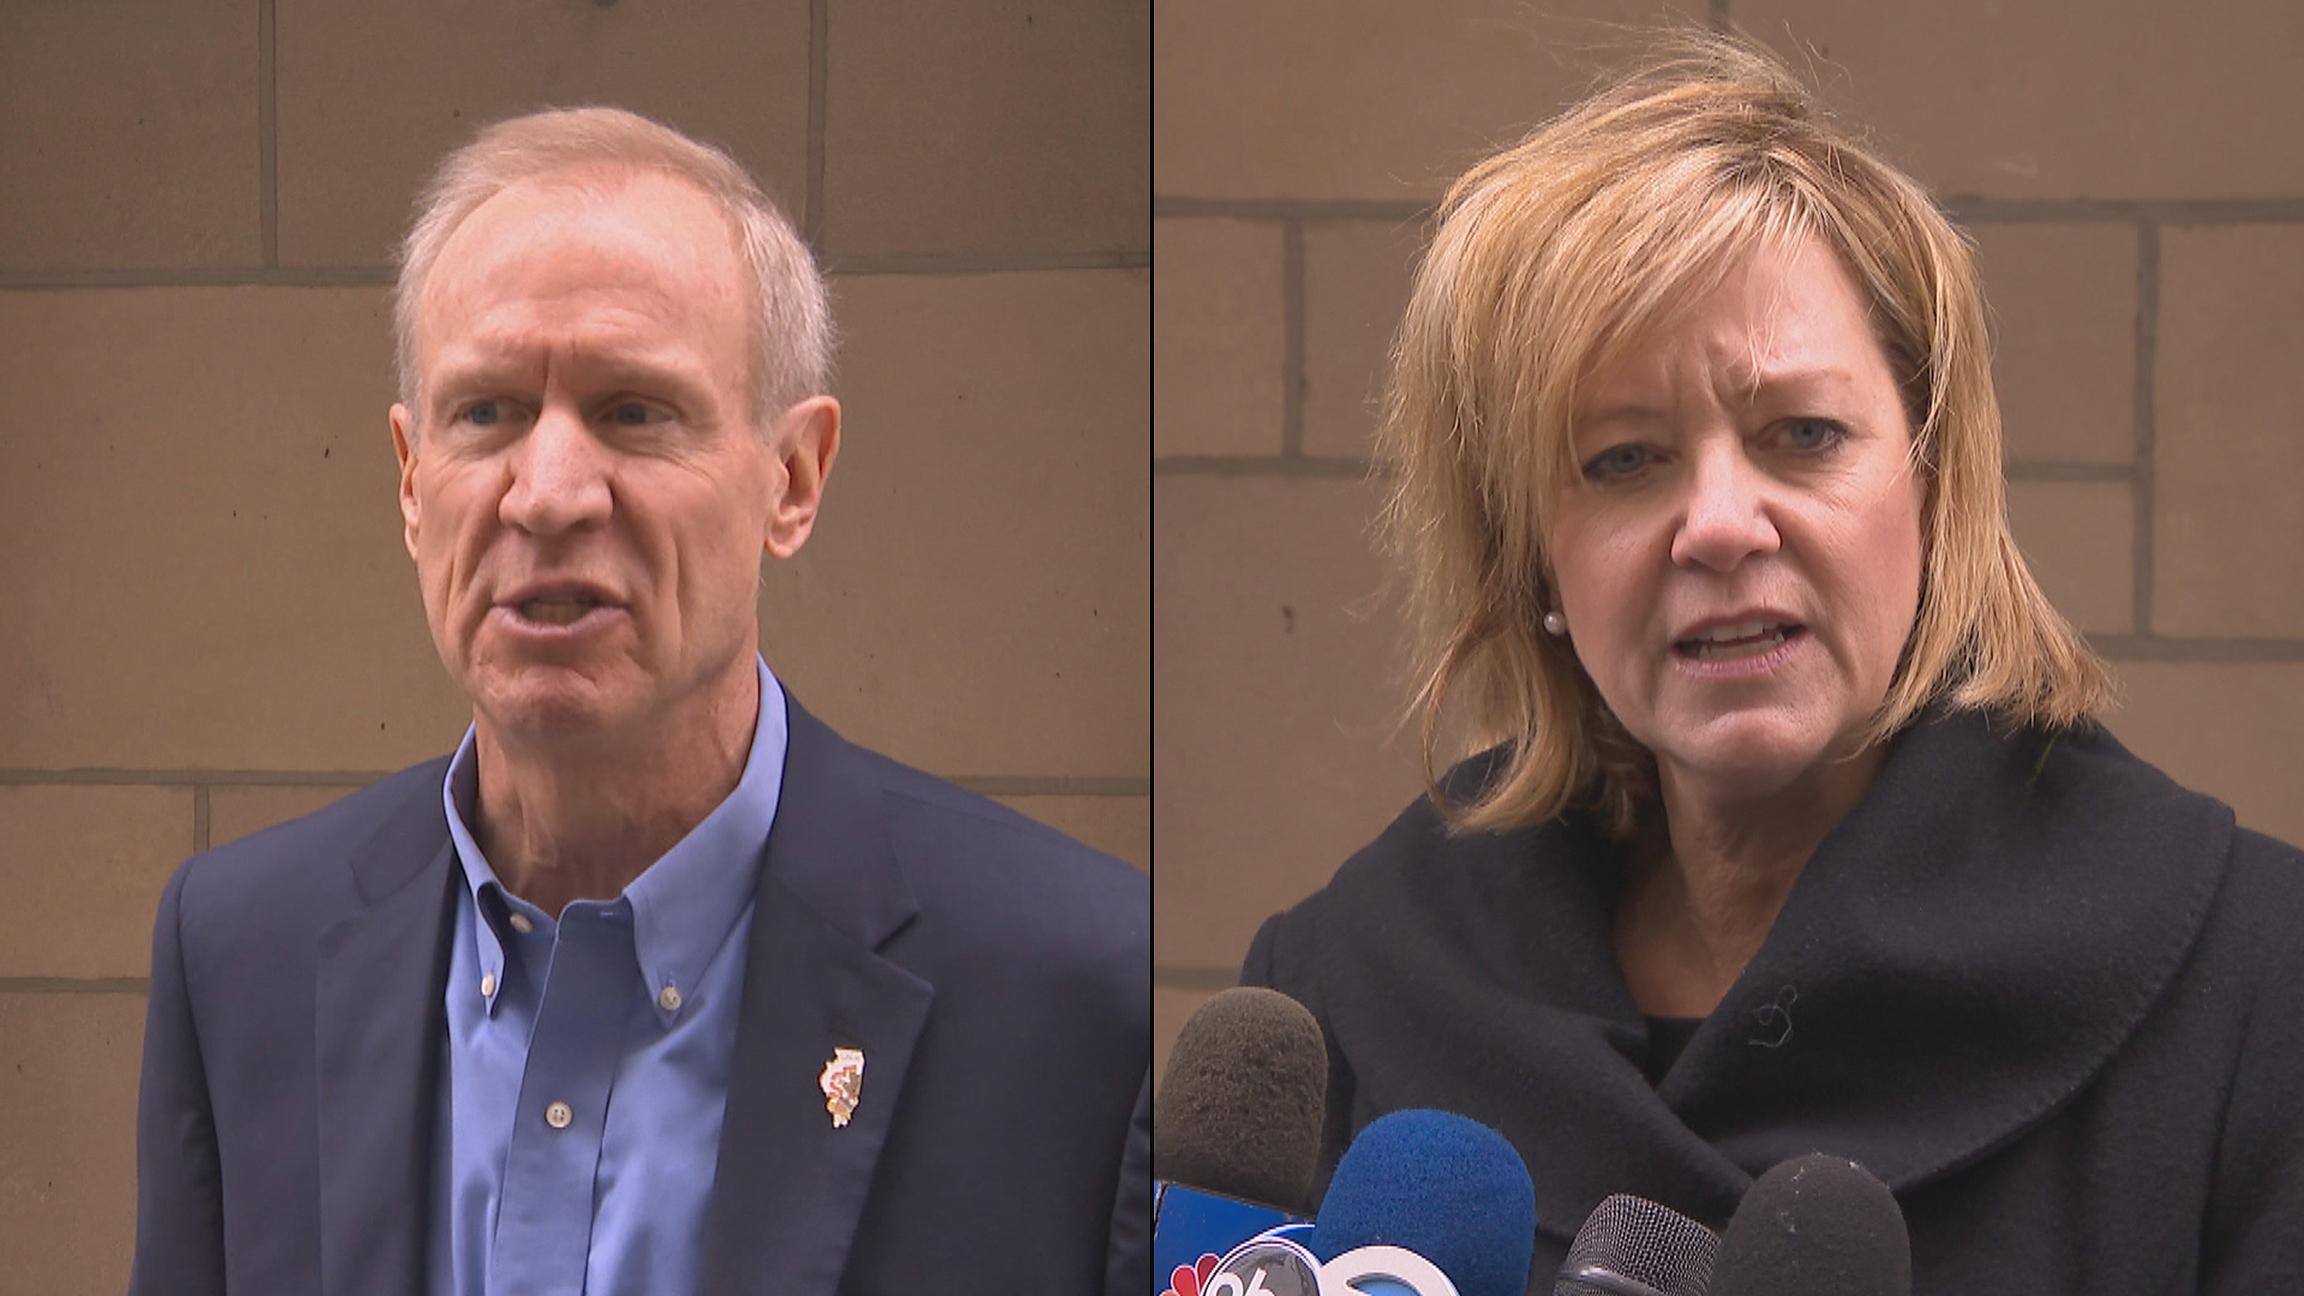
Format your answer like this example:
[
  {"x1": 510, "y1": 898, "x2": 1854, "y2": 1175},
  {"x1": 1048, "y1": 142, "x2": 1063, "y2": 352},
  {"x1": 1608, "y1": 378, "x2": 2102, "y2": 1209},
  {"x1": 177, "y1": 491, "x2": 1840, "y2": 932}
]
[{"x1": 1243, "y1": 710, "x2": 2304, "y2": 1293}]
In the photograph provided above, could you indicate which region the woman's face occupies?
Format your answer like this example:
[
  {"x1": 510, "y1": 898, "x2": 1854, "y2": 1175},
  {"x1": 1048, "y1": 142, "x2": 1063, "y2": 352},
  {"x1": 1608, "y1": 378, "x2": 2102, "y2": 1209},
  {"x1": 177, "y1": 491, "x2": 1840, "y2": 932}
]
[{"x1": 1548, "y1": 235, "x2": 1925, "y2": 803}]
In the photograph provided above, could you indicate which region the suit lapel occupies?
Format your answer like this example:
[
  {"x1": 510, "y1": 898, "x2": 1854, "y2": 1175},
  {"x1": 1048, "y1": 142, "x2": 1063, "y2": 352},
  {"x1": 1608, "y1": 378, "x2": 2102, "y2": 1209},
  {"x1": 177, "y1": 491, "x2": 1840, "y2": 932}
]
[
  {"x1": 314, "y1": 779, "x2": 456, "y2": 1296},
  {"x1": 701, "y1": 694, "x2": 933, "y2": 1293}
]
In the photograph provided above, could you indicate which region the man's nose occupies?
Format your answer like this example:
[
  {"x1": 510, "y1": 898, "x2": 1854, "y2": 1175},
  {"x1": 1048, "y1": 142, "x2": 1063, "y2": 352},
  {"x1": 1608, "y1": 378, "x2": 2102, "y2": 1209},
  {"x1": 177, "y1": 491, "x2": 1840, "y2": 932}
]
[
  {"x1": 499, "y1": 406, "x2": 612, "y2": 535},
  {"x1": 1669, "y1": 441, "x2": 1781, "y2": 572}
]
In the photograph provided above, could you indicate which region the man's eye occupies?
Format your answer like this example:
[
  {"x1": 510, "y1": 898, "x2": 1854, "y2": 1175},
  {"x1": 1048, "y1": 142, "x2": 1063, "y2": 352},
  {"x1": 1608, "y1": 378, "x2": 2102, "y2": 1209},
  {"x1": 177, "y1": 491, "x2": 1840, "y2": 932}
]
[
  {"x1": 608, "y1": 401, "x2": 664, "y2": 427},
  {"x1": 1583, "y1": 444, "x2": 1652, "y2": 480},
  {"x1": 460, "y1": 400, "x2": 502, "y2": 426}
]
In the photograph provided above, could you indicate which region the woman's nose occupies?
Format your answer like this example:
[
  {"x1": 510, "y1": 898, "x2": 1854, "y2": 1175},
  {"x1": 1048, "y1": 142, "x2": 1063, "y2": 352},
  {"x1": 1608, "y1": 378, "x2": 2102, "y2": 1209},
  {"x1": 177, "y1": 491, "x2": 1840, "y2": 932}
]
[{"x1": 1670, "y1": 445, "x2": 1781, "y2": 571}]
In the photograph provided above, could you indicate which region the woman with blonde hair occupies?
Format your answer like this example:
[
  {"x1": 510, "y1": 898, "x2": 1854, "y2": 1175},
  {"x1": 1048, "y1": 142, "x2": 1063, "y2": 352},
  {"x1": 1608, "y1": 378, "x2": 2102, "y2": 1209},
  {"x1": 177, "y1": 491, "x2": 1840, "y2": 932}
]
[{"x1": 1244, "y1": 34, "x2": 2304, "y2": 1292}]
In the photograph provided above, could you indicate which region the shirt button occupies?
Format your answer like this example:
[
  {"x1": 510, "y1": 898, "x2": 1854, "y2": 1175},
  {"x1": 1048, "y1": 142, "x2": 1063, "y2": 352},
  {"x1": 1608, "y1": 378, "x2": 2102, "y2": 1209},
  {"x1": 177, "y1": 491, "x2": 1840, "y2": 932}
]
[
  {"x1": 659, "y1": 984, "x2": 683, "y2": 1013},
  {"x1": 479, "y1": 972, "x2": 497, "y2": 999},
  {"x1": 508, "y1": 912, "x2": 534, "y2": 935},
  {"x1": 545, "y1": 1101, "x2": 573, "y2": 1130}
]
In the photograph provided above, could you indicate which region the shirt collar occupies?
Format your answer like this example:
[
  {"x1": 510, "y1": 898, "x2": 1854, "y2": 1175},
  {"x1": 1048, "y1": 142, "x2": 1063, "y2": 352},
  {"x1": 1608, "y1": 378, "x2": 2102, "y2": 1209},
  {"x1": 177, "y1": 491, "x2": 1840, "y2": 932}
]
[{"x1": 440, "y1": 656, "x2": 790, "y2": 1022}]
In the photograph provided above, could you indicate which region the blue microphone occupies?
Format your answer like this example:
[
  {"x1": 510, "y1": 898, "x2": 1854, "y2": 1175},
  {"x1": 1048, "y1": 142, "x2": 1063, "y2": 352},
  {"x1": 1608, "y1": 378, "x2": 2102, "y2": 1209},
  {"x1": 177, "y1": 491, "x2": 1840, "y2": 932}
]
[{"x1": 1298, "y1": 1109, "x2": 1538, "y2": 1296}]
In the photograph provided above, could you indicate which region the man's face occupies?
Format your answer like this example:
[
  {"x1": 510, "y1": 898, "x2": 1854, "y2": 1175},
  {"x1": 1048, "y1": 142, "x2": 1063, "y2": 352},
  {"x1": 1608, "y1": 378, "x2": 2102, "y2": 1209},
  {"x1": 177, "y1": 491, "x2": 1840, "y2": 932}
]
[{"x1": 390, "y1": 170, "x2": 834, "y2": 745}]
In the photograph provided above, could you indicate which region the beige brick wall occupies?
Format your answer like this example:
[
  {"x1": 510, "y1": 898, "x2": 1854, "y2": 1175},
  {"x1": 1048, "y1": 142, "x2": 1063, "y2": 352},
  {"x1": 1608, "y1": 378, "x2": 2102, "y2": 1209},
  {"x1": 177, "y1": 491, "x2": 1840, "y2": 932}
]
[
  {"x1": 0, "y1": 2, "x2": 1146, "y2": 1288},
  {"x1": 1154, "y1": 2, "x2": 2304, "y2": 1079}
]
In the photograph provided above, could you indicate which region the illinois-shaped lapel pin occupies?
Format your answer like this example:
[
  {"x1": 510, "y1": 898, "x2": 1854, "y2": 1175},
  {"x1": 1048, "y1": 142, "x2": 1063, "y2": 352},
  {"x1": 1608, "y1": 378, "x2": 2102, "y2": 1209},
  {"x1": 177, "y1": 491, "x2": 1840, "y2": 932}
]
[{"x1": 819, "y1": 1046, "x2": 865, "y2": 1129}]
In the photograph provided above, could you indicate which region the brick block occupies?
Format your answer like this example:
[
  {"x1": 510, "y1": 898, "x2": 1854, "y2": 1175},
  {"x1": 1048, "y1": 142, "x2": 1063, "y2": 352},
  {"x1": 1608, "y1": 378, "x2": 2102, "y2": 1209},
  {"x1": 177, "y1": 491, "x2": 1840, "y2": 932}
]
[
  {"x1": 1156, "y1": 0, "x2": 1702, "y2": 202},
  {"x1": 994, "y1": 795, "x2": 1149, "y2": 873},
  {"x1": 0, "y1": 788, "x2": 192, "y2": 979},
  {"x1": 1153, "y1": 476, "x2": 1423, "y2": 973},
  {"x1": 1302, "y1": 218, "x2": 1423, "y2": 459},
  {"x1": 0, "y1": 0, "x2": 260, "y2": 272},
  {"x1": 1973, "y1": 224, "x2": 2136, "y2": 466},
  {"x1": 208, "y1": 785, "x2": 366, "y2": 850},
  {"x1": 0, "y1": 287, "x2": 471, "y2": 772},
  {"x1": 2006, "y1": 481, "x2": 2134, "y2": 638},
  {"x1": 823, "y1": 0, "x2": 1147, "y2": 259},
  {"x1": 1154, "y1": 219, "x2": 1286, "y2": 457},
  {"x1": 1736, "y1": 3, "x2": 2304, "y2": 198},
  {"x1": 2108, "y1": 662, "x2": 2304, "y2": 849},
  {"x1": 2153, "y1": 227, "x2": 2304, "y2": 637},
  {"x1": 0, "y1": 992, "x2": 144, "y2": 1296},
  {"x1": 275, "y1": 0, "x2": 808, "y2": 267},
  {"x1": 763, "y1": 270, "x2": 1147, "y2": 779}
]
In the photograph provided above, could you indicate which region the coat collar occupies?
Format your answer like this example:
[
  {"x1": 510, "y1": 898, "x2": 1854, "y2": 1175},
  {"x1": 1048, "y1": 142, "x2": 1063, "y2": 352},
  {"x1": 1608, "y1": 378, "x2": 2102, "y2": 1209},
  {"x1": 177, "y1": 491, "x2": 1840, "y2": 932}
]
[
  {"x1": 699, "y1": 690, "x2": 933, "y2": 1292},
  {"x1": 314, "y1": 759, "x2": 456, "y2": 1296},
  {"x1": 309, "y1": 690, "x2": 933, "y2": 1296},
  {"x1": 1658, "y1": 712, "x2": 2228, "y2": 1192},
  {"x1": 1321, "y1": 711, "x2": 2234, "y2": 1244}
]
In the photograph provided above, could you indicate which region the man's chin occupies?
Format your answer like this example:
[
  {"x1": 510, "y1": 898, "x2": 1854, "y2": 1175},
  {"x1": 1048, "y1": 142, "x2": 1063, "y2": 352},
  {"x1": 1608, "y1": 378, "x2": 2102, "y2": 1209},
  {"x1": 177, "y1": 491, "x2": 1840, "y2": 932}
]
[{"x1": 467, "y1": 673, "x2": 640, "y2": 744}]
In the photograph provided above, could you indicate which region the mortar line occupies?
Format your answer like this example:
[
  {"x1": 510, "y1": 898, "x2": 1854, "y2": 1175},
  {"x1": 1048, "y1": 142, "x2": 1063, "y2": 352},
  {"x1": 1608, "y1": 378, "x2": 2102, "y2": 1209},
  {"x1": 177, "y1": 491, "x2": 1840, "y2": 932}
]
[
  {"x1": 2004, "y1": 462, "x2": 2134, "y2": 483},
  {"x1": 0, "y1": 769, "x2": 386, "y2": 786},
  {"x1": 259, "y1": 0, "x2": 279, "y2": 266},
  {"x1": 821, "y1": 250, "x2": 1148, "y2": 275},
  {"x1": 1281, "y1": 219, "x2": 1307, "y2": 456},
  {"x1": 2086, "y1": 635, "x2": 2304, "y2": 662},
  {"x1": 805, "y1": 0, "x2": 829, "y2": 247},
  {"x1": 1948, "y1": 196, "x2": 2304, "y2": 225},
  {"x1": 1154, "y1": 454, "x2": 1377, "y2": 478},
  {"x1": 0, "y1": 268, "x2": 395, "y2": 288},
  {"x1": 1154, "y1": 965, "x2": 1242, "y2": 992},
  {"x1": 1156, "y1": 197, "x2": 1430, "y2": 222},
  {"x1": 2133, "y1": 222, "x2": 2160, "y2": 636},
  {"x1": 0, "y1": 978, "x2": 150, "y2": 995}
]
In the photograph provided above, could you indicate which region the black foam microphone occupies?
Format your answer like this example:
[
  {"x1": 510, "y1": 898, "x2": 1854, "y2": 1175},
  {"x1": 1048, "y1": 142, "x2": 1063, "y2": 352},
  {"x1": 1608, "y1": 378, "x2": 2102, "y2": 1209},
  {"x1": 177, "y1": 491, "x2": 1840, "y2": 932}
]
[
  {"x1": 1152, "y1": 986, "x2": 1328, "y2": 1287},
  {"x1": 1553, "y1": 1193, "x2": 1720, "y2": 1296},
  {"x1": 1708, "y1": 1154, "x2": 1911, "y2": 1296}
]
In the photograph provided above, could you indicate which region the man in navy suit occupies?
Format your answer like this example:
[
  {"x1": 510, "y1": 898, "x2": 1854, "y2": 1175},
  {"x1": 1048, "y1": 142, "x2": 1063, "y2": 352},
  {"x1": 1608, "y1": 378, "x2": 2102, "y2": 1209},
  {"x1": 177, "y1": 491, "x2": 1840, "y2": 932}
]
[{"x1": 129, "y1": 107, "x2": 1149, "y2": 1295}]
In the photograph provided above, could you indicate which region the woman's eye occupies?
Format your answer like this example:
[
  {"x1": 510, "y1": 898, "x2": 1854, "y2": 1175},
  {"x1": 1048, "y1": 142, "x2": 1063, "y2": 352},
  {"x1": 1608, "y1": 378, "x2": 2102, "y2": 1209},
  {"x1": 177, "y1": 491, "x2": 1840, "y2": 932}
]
[
  {"x1": 1583, "y1": 444, "x2": 1653, "y2": 480},
  {"x1": 1782, "y1": 418, "x2": 1843, "y2": 451}
]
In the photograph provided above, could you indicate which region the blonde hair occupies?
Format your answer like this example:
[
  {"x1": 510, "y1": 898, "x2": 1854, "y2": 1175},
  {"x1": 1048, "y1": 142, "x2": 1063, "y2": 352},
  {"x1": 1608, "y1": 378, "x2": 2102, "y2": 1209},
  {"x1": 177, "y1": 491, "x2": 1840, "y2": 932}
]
[
  {"x1": 1383, "y1": 32, "x2": 2112, "y2": 836},
  {"x1": 392, "y1": 106, "x2": 829, "y2": 430}
]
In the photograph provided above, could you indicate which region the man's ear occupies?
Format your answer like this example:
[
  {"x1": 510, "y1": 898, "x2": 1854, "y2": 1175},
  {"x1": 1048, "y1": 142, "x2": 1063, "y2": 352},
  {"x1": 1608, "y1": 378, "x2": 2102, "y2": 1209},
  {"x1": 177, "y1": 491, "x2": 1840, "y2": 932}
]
[
  {"x1": 764, "y1": 396, "x2": 841, "y2": 561},
  {"x1": 390, "y1": 403, "x2": 422, "y2": 560}
]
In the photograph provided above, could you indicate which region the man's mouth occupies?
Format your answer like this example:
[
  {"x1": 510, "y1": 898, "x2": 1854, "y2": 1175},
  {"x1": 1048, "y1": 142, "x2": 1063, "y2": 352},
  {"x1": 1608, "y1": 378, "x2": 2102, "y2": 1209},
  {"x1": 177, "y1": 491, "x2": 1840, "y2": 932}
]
[
  {"x1": 1673, "y1": 620, "x2": 1804, "y2": 661},
  {"x1": 514, "y1": 595, "x2": 604, "y2": 626}
]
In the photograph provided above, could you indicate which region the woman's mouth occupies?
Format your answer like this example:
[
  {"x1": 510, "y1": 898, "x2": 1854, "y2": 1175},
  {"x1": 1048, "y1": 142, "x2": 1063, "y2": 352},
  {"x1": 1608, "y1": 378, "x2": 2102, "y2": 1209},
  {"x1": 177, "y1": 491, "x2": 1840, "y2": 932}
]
[{"x1": 1673, "y1": 621, "x2": 1805, "y2": 661}]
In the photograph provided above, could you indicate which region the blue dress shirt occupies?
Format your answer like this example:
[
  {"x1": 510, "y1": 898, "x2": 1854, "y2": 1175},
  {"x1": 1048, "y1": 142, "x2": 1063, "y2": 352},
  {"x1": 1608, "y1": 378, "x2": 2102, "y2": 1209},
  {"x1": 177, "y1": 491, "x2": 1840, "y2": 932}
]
[{"x1": 428, "y1": 658, "x2": 788, "y2": 1295}]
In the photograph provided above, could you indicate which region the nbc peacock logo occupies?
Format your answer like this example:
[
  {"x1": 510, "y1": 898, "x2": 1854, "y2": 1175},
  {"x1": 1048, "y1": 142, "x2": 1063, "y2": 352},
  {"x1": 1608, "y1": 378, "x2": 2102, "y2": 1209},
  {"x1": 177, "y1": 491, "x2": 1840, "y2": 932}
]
[{"x1": 1162, "y1": 1235, "x2": 1322, "y2": 1296}]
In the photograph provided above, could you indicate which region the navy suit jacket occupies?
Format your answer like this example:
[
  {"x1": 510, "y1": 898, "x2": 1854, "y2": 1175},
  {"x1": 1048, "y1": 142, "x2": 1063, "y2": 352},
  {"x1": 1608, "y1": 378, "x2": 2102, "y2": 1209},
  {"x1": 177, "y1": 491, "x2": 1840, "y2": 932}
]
[{"x1": 130, "y1": 692, "x2": 1151, "y2": 1294}]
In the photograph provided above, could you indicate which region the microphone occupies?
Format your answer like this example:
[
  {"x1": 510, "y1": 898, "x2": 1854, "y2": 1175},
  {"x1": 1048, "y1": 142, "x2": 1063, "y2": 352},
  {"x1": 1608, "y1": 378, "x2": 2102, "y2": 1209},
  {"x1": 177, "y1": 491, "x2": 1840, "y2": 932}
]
[
  {"x1": 1301, "y1": 1108, "x2": 1538, "y2": 1296},
  {"x1": 1553, "y1": 1194, "x2": 1720, "y2": 1296},
  {"x1": 1708, "y1": 1154, "x2": 1911, "y2": 1296},
  {"x1": 1153, "y1": 987, "x2": 1329, "y2": 1290}
]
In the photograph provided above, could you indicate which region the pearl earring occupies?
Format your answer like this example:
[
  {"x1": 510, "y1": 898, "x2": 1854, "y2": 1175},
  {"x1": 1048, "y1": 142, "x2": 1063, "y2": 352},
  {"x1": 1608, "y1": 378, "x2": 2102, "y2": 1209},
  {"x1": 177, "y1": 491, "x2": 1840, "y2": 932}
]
[{"x1": 1542, "y1": 610, "x2": 1568, "y2": 637}]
